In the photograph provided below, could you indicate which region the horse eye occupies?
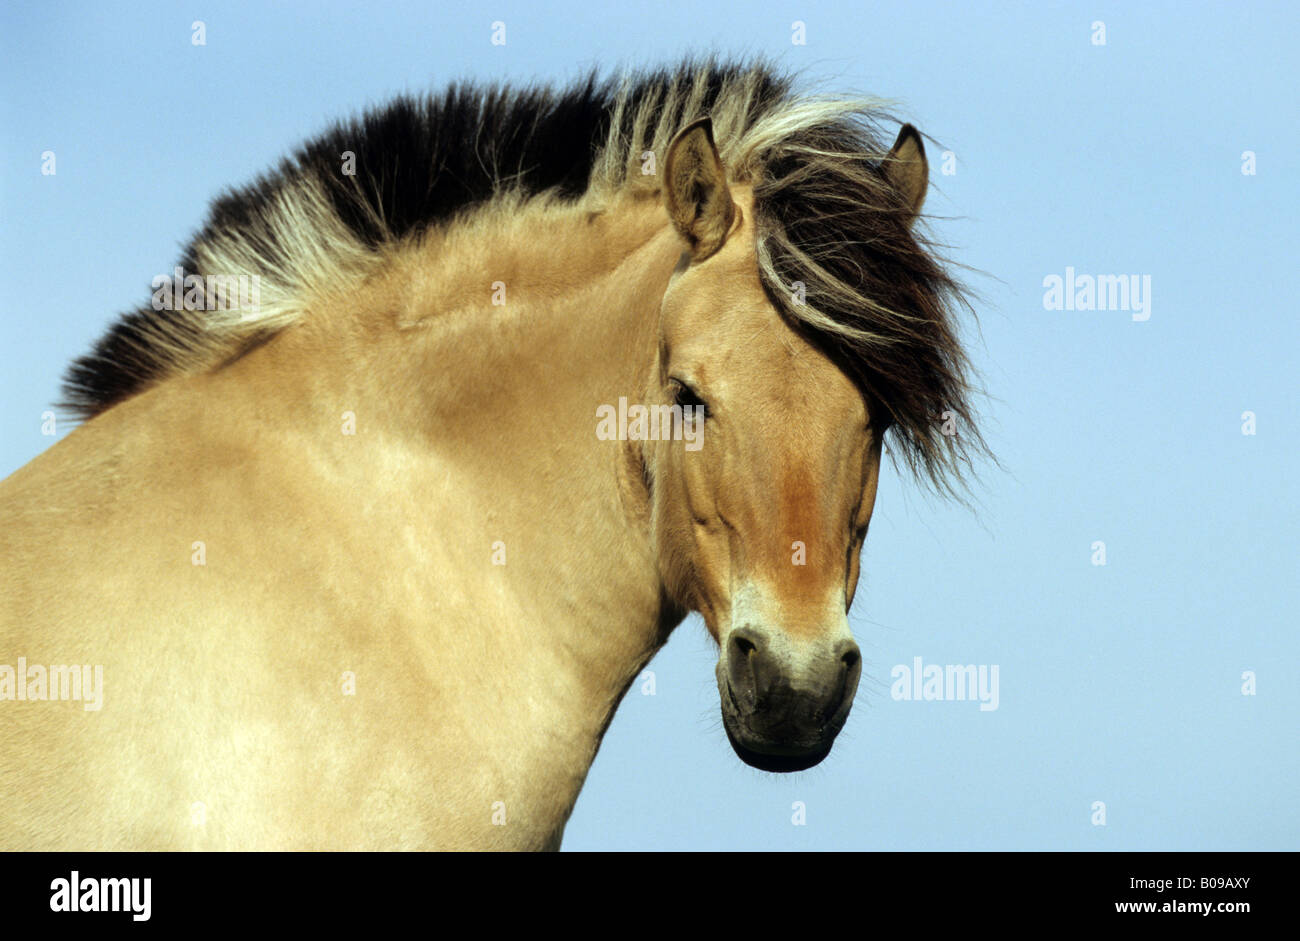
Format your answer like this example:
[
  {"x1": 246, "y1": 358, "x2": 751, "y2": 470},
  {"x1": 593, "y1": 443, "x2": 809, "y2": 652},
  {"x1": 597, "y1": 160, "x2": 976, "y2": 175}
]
[{"x1": 671, "y1": 379, "x2": 709, "y2": 417}]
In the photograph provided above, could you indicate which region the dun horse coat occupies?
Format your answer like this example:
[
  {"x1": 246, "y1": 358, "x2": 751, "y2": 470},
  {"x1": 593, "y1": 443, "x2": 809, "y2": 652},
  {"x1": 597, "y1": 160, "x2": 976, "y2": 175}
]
[{"x1": 0, "y1": 60, "x2": 985, "y2": 850}]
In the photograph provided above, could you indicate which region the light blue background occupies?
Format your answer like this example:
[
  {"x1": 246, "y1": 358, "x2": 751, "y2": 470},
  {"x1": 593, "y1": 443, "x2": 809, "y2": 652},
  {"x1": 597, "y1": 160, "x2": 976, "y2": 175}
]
[{"x1": 2, "y1": 1, "x2": 1295, "y2": 849}]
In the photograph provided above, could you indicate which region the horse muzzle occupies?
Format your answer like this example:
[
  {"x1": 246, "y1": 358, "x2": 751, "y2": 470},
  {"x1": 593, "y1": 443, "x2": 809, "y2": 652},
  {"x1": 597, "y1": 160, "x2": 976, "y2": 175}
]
[{"x1": 716, "y1": 626, "x2": 862, "y2": 773}]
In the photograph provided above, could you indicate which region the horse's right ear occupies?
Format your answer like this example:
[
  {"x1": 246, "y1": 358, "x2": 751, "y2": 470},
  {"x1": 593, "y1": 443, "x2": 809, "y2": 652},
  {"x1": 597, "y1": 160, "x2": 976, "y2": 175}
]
[
  {"x1": 882, "y1": 123, "x2": 928, "y2": 223},
  {"x1": 663, "y1": 117, "x2": 735, "y2": 261}
]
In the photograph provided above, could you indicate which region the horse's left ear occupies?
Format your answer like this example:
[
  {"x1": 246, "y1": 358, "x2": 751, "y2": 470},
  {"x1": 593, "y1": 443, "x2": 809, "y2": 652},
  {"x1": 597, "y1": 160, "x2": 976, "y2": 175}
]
[
  {"x1": 663, "y1": 117, "x2": 736, "y2": 261},
  {"x1": 882, "y1": 124, "x2": 928, "y2": 223}
]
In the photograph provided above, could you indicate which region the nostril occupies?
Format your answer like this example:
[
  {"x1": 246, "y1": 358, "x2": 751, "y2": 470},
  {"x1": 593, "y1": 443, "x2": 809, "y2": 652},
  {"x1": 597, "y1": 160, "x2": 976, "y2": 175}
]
[
  {"x1": 819, "y1": 641, "x2": 863, "y2": 723},
  {"x1": 725, "y1": 628, "x2": 770, "y2": 711}
]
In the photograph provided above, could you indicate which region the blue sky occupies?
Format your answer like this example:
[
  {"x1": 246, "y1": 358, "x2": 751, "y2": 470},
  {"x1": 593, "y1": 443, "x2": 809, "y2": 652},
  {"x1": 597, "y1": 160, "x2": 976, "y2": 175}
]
[{"x1": 2, "y1": 1, "x2": 1296, "y2": 849}]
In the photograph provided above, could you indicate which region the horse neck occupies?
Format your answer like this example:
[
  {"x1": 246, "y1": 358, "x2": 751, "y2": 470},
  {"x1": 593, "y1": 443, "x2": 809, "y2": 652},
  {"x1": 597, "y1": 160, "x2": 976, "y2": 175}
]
[{"x1": 246, "y1": 190, "x2": 684, "y2": 742}]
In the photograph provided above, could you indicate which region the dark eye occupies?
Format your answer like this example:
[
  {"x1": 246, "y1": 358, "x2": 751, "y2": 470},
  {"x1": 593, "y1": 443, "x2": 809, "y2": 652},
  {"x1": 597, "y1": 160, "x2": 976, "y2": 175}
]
[{"x1": 671, "y1": 378, "x2": 709, "y2": 417}]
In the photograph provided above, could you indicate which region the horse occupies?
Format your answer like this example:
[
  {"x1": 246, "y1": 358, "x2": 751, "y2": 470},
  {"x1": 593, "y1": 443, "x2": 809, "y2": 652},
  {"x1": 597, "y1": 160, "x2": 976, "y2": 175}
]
[{"x1": 0, "y1": 59, "x2": 985, "y2": 850}]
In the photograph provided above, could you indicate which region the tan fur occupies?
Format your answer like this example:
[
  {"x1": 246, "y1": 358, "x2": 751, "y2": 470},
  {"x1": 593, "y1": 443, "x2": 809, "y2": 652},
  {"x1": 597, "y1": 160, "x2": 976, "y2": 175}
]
[
  {"x1": 3, "y1": 65, "x2": 986, "y2": 846},
  {"x1": 0, "y1": 174, "x2": 884, "y2": 848}
]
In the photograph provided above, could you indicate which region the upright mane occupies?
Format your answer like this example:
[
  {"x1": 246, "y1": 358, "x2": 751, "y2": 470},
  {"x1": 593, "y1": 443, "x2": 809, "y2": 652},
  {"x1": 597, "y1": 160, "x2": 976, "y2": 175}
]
[{"x1": 63, "y1": 57, "x2": 986, "y2": 492}]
